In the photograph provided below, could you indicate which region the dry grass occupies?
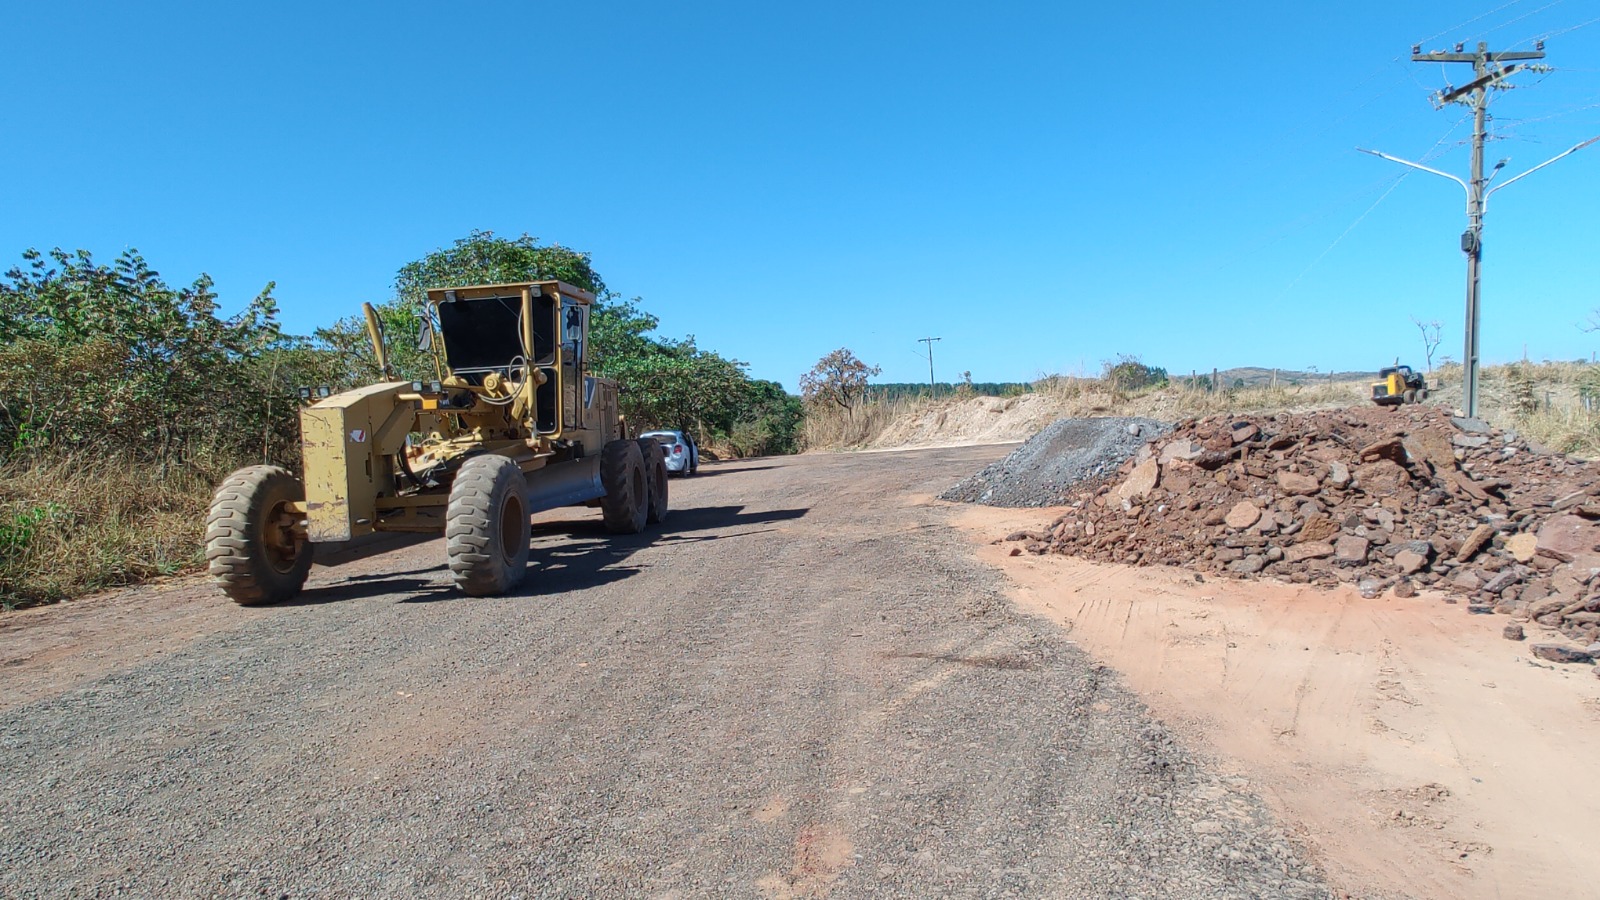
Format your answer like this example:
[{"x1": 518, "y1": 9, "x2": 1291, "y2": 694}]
[
  {"x1": 1513, "y1": 408, "x2": 1600, "y2": 457},
  {"x1": 0, "y1": 450, "x2": 243, "y2": 609},
  {"x1": 801, "y1": 395, "x2": 937, "y2": 450},
  {"x1": 1034, "y1": 377, "x2": 1370, "y2": 420},
  {"x1": 1423, "y1": 361, "x2": 1600, "y2": 457},
  {"x1": 800, "y1": 379, "x2": 1373, "y2": 452}
]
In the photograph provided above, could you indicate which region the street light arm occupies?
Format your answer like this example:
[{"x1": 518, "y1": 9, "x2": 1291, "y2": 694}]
[
  {"x1": 1483, "y1": 136, "x2": 1600, "y2": 213},
  {"x1": 1356, "y1": 147, "x2": 1470, "y2": 195}
]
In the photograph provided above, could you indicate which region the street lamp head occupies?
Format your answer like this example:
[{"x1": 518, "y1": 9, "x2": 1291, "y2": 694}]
[{"x1": 1494, "y1": 158, "x2": 1508, "y2": 170}]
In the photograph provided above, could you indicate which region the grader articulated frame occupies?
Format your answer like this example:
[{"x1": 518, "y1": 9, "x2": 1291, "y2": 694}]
[{"x1": 205, "y1": 281, "x2": 669, "y2": 604}]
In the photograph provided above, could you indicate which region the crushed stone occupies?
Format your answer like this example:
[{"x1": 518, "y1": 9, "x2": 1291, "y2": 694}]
[{"x1": 941, "y1": 417, "x2": 1172, "y2": 508}]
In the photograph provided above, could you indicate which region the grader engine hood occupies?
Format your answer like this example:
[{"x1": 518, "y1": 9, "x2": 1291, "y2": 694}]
[{"x1": 301, "y1": 382, "x2": 415, "y2": 541}]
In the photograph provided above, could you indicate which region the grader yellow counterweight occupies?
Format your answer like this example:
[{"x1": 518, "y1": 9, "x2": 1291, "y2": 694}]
[{"x1": 205, "y1": 281, "x2": 669, "y2": 604}]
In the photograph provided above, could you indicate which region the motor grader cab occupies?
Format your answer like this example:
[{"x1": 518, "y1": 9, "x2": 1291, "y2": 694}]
[
  {"x1": 1370, "y1": 363, "x2": 1429, "y2": 406},
  {"x1": 205, "y1": 281, "x2": 669, "y2": 604}
]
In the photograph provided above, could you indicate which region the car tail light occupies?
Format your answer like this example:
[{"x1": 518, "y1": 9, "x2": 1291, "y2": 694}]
[{"x1": 674, "y1": 444, "x2": 684, "y2": 455}]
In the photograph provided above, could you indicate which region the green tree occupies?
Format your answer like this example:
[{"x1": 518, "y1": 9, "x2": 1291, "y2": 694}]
[
  {"x1": 0, "y1": 247, "x2": 305, "y2": 463},
  {"x1": 316, "y1": 230, "x2": 606, "y2": 383},
  {"x1": 1102, "y1": 354, "x2": 1168, "y2": 392},
  {"x1": 602, "y1": 337, "x2": 752, "y2": 433},
  {"x1": 729, "y1": 380, "x2": 805, "y2": 456},
  {"x1": 800, "y1": 348, "x2": 881, "y2": 414},
  {"x1": 342, "y1": 230, "x2": 803, "y2": 452}
]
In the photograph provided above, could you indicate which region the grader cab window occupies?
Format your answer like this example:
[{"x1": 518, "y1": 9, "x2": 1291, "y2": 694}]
[{"x1": 436, "y1": 294, "x2": 560, "y2": 376}]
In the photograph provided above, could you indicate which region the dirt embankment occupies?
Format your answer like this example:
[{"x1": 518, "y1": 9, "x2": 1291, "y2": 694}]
[{"x1": 867, "y1": 393, "x2": 1071, "y2": 449}]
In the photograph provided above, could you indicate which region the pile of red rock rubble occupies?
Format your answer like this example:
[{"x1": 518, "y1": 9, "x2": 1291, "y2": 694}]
[{"x1": 1005, "y1": 405, "x2": 1600, "y2": 664}]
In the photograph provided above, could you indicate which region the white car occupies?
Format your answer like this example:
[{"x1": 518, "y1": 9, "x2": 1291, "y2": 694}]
[{"x1": 641, "y1": 430, "x2": 699, "y2": 476}]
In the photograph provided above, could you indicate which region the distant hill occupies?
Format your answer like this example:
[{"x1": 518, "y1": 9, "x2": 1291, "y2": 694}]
[
  {"x1": 1199, "y1": 367, "x2": 1375, "y2": 387},
  {"x1": 866, "y1": 368, "x2": 1386, "y2": 397}
]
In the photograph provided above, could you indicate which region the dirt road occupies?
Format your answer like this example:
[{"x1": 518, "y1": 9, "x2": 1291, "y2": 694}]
[{"x1": 0, "y1": 447, "x2": 1327, "y2": 899}]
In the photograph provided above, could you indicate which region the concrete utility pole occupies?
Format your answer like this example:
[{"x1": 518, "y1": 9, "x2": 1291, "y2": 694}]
[
  {"x1": 1360, "y1": 40, "x2": 1597, "y2": 418},
  {"x1": 917, "y1": 337, "x2": 942, "y2": 395}
]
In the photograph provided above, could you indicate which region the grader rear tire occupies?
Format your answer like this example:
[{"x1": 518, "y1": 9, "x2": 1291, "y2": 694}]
[
  {"x1": 205, "y1": 465, "x2": 313, "y2": 606},
  {"x1": 600, "y1": 440, "x2": 648, "y2": 534},
  {"x1": 446, "y1": 455, "x2": 531, "y2": 597},
  {"x1": 637, "y1": 438, "x2": 670, "y2": 525}
]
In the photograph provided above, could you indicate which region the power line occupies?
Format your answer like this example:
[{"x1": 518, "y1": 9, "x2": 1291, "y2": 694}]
[
  {"x1": 1269, "y1": 112, "x2": 1472, "y2": 295},
  {"x1": 1526, "y1": 13, "x2": 1600, "y2": 43},
  {"x1": 1480, "y1": 0, "x2": 1571, "y2": 39},
  {"x1": 1361, "y1": 39, "x2": 1598, "y2": 417},
  {"x1": 1415, "y1": 0, "x2": 1530, "y2": 45}
]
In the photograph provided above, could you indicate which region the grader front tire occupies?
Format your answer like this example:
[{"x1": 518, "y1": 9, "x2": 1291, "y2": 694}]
[
  {"x1": 205, "y1": 465, "x2": 313, "y2": 606},
  {"x1": 600, "y1": 440, "x2": 648, "y2": 534},
  {"x1": 446, "y1": 455, "x2": 531, "y2": 597}
]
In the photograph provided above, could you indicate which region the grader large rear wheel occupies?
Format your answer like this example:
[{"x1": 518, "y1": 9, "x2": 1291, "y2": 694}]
[
  {"x1": 446, "y1": 455, "x2": 531, "y2": 596},
  {"x1": 637, "y1": 438, "x2": 670, "y2": 525},
  {"x1": 205, "y1": 465, "x2": 313, "y2": 606},
  {"x1": 600, "y1": 440, "x2": 648, "y2": 534}
]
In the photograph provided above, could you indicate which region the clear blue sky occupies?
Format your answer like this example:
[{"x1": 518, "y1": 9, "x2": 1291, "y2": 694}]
[{"x1": 3, "y1": 1, "x2": 1598, "y2": 390}]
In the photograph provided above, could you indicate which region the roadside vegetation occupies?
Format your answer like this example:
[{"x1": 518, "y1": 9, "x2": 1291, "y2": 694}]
[{"x1": 0, "y1": 234, "x2": 799, "y2": 608}]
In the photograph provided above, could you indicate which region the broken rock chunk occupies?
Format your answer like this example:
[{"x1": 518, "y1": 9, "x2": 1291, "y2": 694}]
[
  {"x1": 1334, "y1": 535, "x2": 1370, "y2": 566},
  {"x1": 1455, "y1": 524, "x2": 1495, "y2": 563},
  {"x1": 1277, "y1": 471, "x2": 1320, "y2": 496},
  {"x1": 1224, "y1": 501, "x2": 1261, "y2": 530},
  {"x1": 1531, "y1": 643, "x2": 1594, "y2": 664}
]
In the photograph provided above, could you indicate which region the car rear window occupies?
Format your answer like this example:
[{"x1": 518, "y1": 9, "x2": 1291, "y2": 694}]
[{"x1": 652, "y1": 434, "x2": 677, "y2": 445}]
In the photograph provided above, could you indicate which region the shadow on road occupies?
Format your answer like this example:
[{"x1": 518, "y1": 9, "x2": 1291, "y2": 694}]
[
  {"x1": 675, "y1": 464, "x2": 784, "y2": 478},
  {"x1": 289, "y1": 504, "x2": 809, "y2": 606},
  {"x1": 504, "y1": 504, "x2": 808, "y2": 598}
]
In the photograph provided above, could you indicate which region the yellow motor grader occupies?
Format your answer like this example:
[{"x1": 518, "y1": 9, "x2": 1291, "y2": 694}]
[{"x1": 204, "y1": 281, "x2": 668, "y2": 604}]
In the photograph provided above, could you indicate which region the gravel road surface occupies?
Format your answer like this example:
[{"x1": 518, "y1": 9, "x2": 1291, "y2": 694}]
[{"x1": 0, "y1": 447, "x2": 1328, "y2": 899}]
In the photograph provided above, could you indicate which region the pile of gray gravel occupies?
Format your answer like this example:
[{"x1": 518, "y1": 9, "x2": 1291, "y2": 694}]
[{"x1": 941, "y1": 416, "x2": 1172, "y2": 507}]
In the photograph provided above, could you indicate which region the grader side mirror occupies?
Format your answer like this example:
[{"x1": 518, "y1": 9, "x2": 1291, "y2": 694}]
[{"x1": 417, "y1": 311, "x2": 435, "y2": 352}]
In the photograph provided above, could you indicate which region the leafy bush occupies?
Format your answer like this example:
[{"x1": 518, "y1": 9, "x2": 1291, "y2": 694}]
[
  {"x1": 1101, "y1": 354, "x2": 1168, "y2": 392},
  {"x1": 0, "y1": 248, "x2": 318, "y2": 466}
]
